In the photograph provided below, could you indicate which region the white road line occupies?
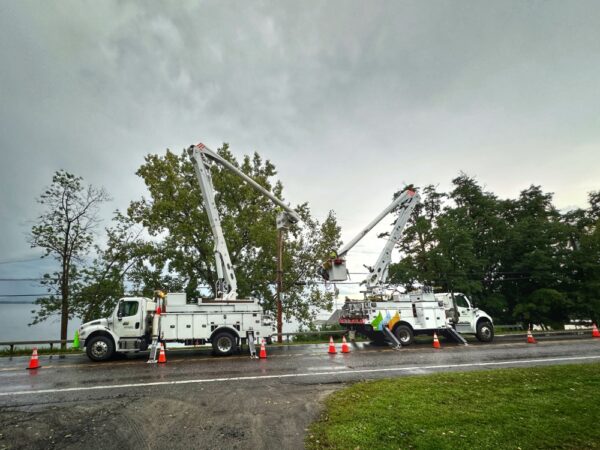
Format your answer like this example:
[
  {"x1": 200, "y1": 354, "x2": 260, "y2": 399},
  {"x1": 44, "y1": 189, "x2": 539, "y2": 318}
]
[
  {"x1": 306, "y1": 366, "x2": 348, "y2": 371},
  {"x1": 1, "y1": 355, "x2": 599, "y2": 397}
]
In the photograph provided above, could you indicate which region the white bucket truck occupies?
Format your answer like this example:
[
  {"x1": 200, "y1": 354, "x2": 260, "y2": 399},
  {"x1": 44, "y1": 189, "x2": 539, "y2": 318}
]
[
  {"x1": 80, "y1": 142, "x2": 300, "y2": 361},
  {"x1": 339, "y1": 289, "x2": 494, "y2": 346},
  {"x1": 79, "y1": 292, "x2": 275, "y2": 361},
  {"x1": 321, "y1": 188, "x2": 494, "y2": 346}
]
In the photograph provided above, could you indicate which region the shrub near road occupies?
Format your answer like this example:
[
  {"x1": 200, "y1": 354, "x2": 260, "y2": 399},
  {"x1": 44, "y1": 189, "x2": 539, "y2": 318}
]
[{"x1": 307, "y1": 363, "x2": 600, "y2": 450}]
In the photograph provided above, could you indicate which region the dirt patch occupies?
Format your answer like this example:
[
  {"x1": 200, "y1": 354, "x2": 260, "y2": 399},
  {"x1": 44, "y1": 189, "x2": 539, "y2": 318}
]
[{"x1": 0, "y1": 382, "x2": 341, "y2": 449}]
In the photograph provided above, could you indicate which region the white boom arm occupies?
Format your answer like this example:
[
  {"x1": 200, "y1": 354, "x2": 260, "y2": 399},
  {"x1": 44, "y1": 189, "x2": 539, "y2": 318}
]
[
  {"x1": 188, "y1": 143, "x2": 301, "y2": 299},
  {"x1": 363, "y1": 190, "x2": 420, "y2": 290},
  {"x1": 338, "y1": 189, "x2": 419, "y2": 257},
  {"x1": 322, "y1": 189, "x2": 419, "y2": 284}
]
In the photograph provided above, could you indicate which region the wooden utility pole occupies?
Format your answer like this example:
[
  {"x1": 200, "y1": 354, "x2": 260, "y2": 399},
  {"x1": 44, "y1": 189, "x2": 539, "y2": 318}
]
[{"x1": 276, "y1": 228, "x2": 284, "y2": 343}]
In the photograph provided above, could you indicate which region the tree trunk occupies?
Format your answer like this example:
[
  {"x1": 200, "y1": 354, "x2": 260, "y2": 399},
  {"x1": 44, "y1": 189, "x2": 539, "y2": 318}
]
[
  {"x1": 60, "y1": 295, "x2": 69, "y2": 350},
  {"x1": 60, "y1": 260, "x2": 69, "y2": 350}
]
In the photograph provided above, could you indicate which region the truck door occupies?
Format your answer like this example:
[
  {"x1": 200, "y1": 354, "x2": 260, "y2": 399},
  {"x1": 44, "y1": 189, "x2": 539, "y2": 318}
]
[
  {"x1": 454, "y1": 294, "x2": 475, "y2": 333},
  {"x1": 113, "y1": 299, "x2": 143, "y2": 338}
]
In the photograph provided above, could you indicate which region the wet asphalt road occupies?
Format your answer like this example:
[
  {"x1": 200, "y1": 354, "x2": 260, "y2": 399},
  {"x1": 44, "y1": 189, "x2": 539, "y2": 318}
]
[{"x1": 0, "y1": 337, "x2": 599, "y2": 449}]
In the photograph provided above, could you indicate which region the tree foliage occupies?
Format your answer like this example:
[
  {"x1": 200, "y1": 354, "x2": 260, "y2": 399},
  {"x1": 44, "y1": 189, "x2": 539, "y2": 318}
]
[
  {"x1": 29, "y1": 170, "x2": 110, "y2": 346},
  {"x1": 71, "y1": 212, "x2": 148, "y2": 322},
  {"x1": 389, "y1": 175, "x2": 600, "y2": 328},
  {"x1": 31, "y1": 160, "x2": 599, "y2": 332},
  {"x1": 125, "y1": 144, "x2": 341, "y2": 324}
]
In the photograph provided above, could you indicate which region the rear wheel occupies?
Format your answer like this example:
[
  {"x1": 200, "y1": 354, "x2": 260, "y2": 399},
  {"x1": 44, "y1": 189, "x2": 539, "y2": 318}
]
[
  {"x1": 394, "y1": 324, "x2": 414, "y2": 346},
  {"x1": 85, "y1": 335, "x2": 115, "y2": 361},
  {"x1": 476, "y1": 320, "x2": 494, "y2": 342},
  {"x1": 212, "y1": 331, "x2": 237, "y2": 356}
]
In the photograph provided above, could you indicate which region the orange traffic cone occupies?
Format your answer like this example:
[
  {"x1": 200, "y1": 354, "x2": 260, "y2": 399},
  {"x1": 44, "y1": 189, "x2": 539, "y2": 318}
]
[
  {"x1": 341, "y1": 335, "x2": 350, "y2": 354},
  {"x1": 527, "y1": 326, "x2": 537, "y2": 344},
  {"x1": 328, "y1": 336, "x2": 337, "y2": 354},
  {"x1": 158, "y1": 342, "x2": 167, "y2": 363},
  {"x1": 259, "y1": 339, "x2": 267, "y2": 359},
  {"x1": 27, "y1": 347, "x2": 41, "y2": 370},
  {"x1": 432, "y1": 332, "x2": 441, "y2": 349},
  {"x1": 592, "y1": 323, "x2": 600, "y2": 338}
]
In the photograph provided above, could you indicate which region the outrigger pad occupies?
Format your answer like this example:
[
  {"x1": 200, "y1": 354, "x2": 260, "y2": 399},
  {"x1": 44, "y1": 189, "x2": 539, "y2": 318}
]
[{"x1": 382, "y1": 326, "x2": 402, "y2": 349}]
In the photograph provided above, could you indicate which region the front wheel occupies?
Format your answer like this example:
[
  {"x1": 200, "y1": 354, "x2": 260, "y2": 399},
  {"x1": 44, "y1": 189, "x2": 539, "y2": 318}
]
[
  {"x1": 476, "y1": 321, "x2": 494, "y2": 342},
  {"x1": 85, "y1": 335, "x2": 115, "y2": 361},
  {"x1": 394, "y1": 325, "x2": 414, "y2": 346},
  {"x1": 212, "y1": 331, "x2": 237, "y2": 356}
]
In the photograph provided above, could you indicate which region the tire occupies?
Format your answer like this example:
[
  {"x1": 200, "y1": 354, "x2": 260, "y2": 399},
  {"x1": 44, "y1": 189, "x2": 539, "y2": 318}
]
[
  {"x1": 212, "y1": 331, "x2": 237, "y2": 356},
  {"x1": 85, "y1": 335, "x2": 115, "y2": 361},
  {"x1": 476, "y1": 320, "x2": 494, "y2": 342},
  {"x1": 393, "y1": 324, "x2": 414, "y2": 346}
]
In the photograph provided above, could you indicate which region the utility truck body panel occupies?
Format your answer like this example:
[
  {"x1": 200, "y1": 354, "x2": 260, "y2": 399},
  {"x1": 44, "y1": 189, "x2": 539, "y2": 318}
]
[
  {"x1": 79, "y1": 293, "x2": 275, "y2": 361},
  {"x1": 339, "y1": 290, "x2": 494, "y2": 345}
]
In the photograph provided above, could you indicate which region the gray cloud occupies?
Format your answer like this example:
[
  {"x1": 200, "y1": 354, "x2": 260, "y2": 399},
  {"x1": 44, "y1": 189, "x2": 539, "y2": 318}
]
[{"x1": 1, "y1": 0, "x2": 599, "y2": 277}]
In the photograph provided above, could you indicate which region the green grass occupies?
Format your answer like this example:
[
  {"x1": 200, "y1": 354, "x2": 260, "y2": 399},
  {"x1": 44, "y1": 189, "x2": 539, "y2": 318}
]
[
  {"x1": 272, "y1": 336, "x2": 367, "y2": 345},
  {"x1": 307, "y1": 363, "x2": 600, "y2": 450},
  {"x1": 0, "y1": 347, "x2": 83, "y2": 357},
  {"x1": 272, "y1": 338, "x2": 332, "y2": 345}
]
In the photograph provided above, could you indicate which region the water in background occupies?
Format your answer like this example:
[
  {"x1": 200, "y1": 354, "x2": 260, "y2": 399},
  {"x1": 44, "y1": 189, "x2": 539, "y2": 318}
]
[
  {"x1": 0, "y1": 303, "x2": 82, "y2": 342},
  {"x1": 0, "y1": 300, "x2": 342, "y2": 344}
]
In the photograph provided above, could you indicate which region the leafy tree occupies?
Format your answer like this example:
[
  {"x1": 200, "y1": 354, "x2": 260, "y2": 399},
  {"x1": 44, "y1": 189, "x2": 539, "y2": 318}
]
[
  {"x1": 391, "y1": 177, "x2": 497, "y2": 300},
  {"x1": 29, "y1": 162, "x2": 599, "y2": 333},
  {"x1": 71, "y1": 212, "x2": 148, "y2": 322},
  {"x1": 564, "y1": 191, "x2": 600, "y2": 324},
  {"x1": 430, "y1": 213, "x2": 482, "y2": 295},
  {"x1": 570, "y1": 223, "x2": 600, "y2": 324},
  {"x1": 29, "y1": 171, "x2": 110, "y2": 348},
  {"x1": 387, "y1": 175, "x2": 593, "y2": 327},
  {"x1": 389, "y1": 184, "x2": 446, "y2": 289},
  {"x1": 445, "y1": 175, "x2": 506, "y2": 303},
  {"x1": 127, "y1": 144, "x2": 341, "y2": 325},
  {"x1": 513, "y1": 288, "x2": 571, "y2": 330},
  {"x1": 499, "y1": 186, "x2": 571, "y2": 326}
]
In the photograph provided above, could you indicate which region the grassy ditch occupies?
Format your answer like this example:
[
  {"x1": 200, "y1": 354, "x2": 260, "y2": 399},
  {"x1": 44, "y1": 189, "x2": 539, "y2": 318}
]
[
  {"x1": 272, "y1": 336, "x2": 368, "y2": 345},
  {"x1": 307, "y1": 363, "x2": 600, "y2": 449},
  {"x1": 0, "y1": 347, "x2": 83, "y2": 357}
]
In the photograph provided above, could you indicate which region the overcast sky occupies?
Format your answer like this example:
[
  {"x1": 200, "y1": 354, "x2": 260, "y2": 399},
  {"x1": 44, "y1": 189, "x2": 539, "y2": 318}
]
[{"x1": 1, "y1": 1, "x2": 599, "y2": 288}]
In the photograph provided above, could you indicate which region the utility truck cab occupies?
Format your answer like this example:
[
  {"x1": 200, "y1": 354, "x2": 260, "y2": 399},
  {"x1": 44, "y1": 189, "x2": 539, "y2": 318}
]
[
  {"x1": 79, "y1": 296, "x2": 154, "y2": 361},
  {"x1": 79, "y1": 293, "x2": 275, "y2": 361},
  {"x1": 434, "y1": 292, "x2": 493, "y2": 340}
]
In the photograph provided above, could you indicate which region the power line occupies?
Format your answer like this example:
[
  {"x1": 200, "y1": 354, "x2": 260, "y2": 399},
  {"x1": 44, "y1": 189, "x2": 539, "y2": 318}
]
[
  {"x1": 0, "y1": 257, "x2": 42, "y2": 265},
  {"x1": 0, "y1": 294, "x2": 48, "y2": 297},
  {"x1": 0, "y1": 278, "x2": 45, "y2": 281}
]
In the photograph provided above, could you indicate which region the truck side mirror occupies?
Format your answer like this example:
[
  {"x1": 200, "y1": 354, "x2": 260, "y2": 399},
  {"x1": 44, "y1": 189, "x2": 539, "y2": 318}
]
[{"x1": 117, "y1": 302, "x2": 124, "y2": 320}]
